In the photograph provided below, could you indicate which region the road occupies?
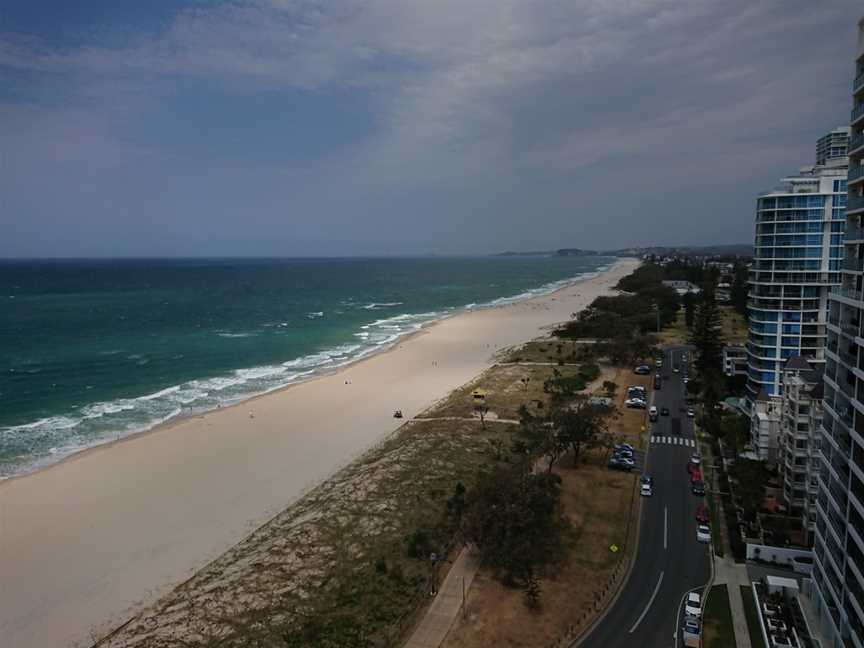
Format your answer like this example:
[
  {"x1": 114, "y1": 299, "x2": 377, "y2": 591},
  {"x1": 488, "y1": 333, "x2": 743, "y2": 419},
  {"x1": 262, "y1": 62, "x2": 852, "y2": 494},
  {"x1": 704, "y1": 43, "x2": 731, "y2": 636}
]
[{"x1": 578, "y1": 345, "x2": 711, "y2": 648}]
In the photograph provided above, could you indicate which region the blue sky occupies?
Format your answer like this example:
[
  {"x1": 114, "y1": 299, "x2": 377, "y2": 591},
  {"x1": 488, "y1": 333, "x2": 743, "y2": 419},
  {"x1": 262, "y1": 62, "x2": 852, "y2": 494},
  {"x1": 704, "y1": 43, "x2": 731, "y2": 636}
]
[{"x1": 1, "y1": 0, "x2": 862, "y2": 256}]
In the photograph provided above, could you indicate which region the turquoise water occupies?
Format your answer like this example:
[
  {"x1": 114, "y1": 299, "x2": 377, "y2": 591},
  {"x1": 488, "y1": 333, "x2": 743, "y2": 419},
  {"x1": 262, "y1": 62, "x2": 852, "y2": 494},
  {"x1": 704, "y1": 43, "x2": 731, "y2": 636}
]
[{"x1": 0, "y1": 256, "x2": 614, "y2": 477}]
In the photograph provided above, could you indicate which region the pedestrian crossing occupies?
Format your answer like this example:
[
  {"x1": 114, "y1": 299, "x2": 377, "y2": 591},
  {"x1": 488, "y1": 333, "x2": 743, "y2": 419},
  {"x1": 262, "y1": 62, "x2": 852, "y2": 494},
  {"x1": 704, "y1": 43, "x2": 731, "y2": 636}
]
[{"x1": 650, "y1": 435, "x2": 696, "y2": 447}]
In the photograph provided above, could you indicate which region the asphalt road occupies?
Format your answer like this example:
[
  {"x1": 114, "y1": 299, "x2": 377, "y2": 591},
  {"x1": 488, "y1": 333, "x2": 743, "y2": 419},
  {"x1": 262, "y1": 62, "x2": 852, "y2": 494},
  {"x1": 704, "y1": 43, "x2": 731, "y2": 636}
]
[{"x1": 577, "y1": 345, "x2": 711, "y2": 648}]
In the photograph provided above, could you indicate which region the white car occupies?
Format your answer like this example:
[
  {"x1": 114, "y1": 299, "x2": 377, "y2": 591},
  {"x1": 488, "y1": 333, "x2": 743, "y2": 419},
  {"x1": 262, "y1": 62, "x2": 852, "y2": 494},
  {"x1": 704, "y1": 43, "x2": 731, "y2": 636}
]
[
  {"x1": 696, "y1": 524, "x2": 711, "y2": 543},
  {"x1": 683, "y1": 377, "x2": 689, "y2": 385},
  {"x1": 685, "y1": 592, "x2": 703, "y2": 617},
  {"x1": 625, "y1": 398, "x2": 647, "y2": 409},
  {"x1": 640, "y1": 483, "x2": 653, "y2": 497},
  {"x1": 616, "y1": 456, "x2": 636, "y2": 467},
  {"x1": 649, "y1": 406, "x2": 658, "y2": 421},
  {"x1": 687, "y1": 407, "x2": 695, "y2": 418},
  {"x1": 673, "y1": 366, "x2": 680, "y2": 373}
]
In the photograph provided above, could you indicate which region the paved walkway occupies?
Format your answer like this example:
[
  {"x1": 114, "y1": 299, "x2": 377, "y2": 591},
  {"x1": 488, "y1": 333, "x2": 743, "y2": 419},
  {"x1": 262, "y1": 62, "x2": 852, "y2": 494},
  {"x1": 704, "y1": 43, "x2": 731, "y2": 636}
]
[
  {"x1": 712, "y1": 556, "x2": 753, "y2": 648},
  {"x1": 403, "y1": 548, "x2": 480, "y2": 648}
]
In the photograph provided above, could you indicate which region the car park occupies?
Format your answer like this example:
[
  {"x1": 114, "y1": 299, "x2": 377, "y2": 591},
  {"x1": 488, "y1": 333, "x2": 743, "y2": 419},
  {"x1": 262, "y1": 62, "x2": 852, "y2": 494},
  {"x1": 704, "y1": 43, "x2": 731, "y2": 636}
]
[
  {"x1": 640, "y1": 483, "x2": 653, "y2": 496},
  {"x1": 685, "y1": 592, "x2": 703, "y2": 617},
  {"x1": 695, "y1": 505, "x2": 709, "y2": 524},
  {"x1": 649, "y1": 405, "x2": 658, "y2": 421},
  {"x1": 696, "y1": 525, "x2": 711, "y2": 543},
  {"x1": 661, "y1": 406, "x2": 670, "y2": 416}
]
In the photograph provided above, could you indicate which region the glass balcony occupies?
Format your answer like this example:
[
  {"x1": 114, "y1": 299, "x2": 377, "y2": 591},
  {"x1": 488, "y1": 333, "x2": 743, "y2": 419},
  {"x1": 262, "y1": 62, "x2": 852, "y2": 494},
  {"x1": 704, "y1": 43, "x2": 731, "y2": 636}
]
[
  {"x1": 851, "y1": 193, "x2": 864, "y2": 214},
  {"x1": 852, "y1": 164, "x2": 864, "y2": 184},
  {"x1": 848, "y1": 225, "x2": 864, "y2": 242},
  {"x1": 845, "y1": 256, "x2": 864, "y2": 272},
  {"x1": 856, "y1": 70, "x2": 864, "y2": 95},
  {"x1": 855, "y1": 102, "x2": 864, "y2": 125},
  {"x1": 852, "y1": 132, "x2": 864, "y2": 154}
]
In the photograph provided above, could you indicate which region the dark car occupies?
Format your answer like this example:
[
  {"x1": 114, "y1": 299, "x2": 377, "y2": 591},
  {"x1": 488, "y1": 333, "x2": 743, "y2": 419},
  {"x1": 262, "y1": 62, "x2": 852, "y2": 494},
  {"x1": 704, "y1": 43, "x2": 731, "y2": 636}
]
[
  {"x1": 661, "y1": 406, "x2": 670, "y2": 416},
  {"x1": 695, "y1": 505, "x2": 710, "y2": 524},
  {"x1": 608, "y1": 457, "x2": 633, "y2": 472},
  {"x1": 641, "y1": 474, "x2": 653, "y2": 486}
]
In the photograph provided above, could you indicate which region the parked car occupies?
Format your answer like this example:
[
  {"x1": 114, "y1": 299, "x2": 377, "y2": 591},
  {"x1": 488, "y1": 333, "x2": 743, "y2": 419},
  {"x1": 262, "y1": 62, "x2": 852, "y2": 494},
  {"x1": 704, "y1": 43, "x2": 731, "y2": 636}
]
[
  {"x1": 614, "y1": 455, "x2": 635, "y2": 467},
  {"x1": 641, "y1": 473, "x2": 653, "y2": 485},
  {"x1": 695, "y1": 505, "x2": 709, "y2": 524},
  {"x1": 696, "y1": 525, "x2": 711, "y2": 543},
  {"x1": 689, "y1": 453, "x2": 702, "y2": 467},
  {"x1": 634, "y1": 364, "x2": 651, "y2": 375},
  {"x1": 685, "y1": 592, "x2": 703, "y2": 617},
  {"x1": 608, "y1": 457, "x2": 633, "y2": 472},
  {"x1": 661, "y1": 406, "x2": 670, "y2": 416},
  {"x1": 673, "y1": 366, "x2": 680, "y2": 373},
  {"x1": 683, "y1": 376, "x2": 689, "y2": 385},
  {"x1": 687, "y1": 407, "x2": 695, "y2": 417},
  {"x1": 654, "y1": 374, "x2": 662, "y2": 389},
  {"x1": 691, "y1": 478, "x2": 705, "y2": 496},
  {"x1": 625, "y1": 398, "x2": 647, "y2": 409},
  {"x1": 682, "y1": 616, "x2": 701, "y2": 637},
  {"x1": 615, "y1": 443, "x2": 635, "y2": 452},
  {"x1": 640, "y1": 483, "x2": 653, "y2": 496},
  {"x1": 655, "y1": 358, "x2": 663, "y2": 367},
  {"x1": 649, "y1": 406, "x2": 658, "y2": 421}
]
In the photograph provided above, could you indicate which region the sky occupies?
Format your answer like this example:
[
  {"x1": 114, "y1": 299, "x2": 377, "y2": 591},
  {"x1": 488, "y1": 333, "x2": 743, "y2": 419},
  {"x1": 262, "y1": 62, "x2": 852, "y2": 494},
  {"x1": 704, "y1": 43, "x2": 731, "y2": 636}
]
[{"x1": 1, "y1": 0, "x2": 862, "y2": 257}]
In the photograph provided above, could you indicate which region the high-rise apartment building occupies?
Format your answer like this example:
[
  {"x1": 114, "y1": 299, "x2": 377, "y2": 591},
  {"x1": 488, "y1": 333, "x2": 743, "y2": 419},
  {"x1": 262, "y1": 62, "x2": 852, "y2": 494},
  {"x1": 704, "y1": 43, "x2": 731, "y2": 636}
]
[
  {"x1": 746, "y1": 137, "x2": 848, "y2": 403},
  {"x1": 810, "y1": 16, "x2": 864, "y2": 647},
  {"x1": 817, "y1": 127, "x2": 852, "y2": 166}
]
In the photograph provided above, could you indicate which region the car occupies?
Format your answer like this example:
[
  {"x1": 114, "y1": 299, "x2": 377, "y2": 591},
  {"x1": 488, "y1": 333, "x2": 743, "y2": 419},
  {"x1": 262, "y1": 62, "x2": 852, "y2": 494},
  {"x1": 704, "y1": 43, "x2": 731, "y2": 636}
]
[
  {"x1": 615, "y1": 451, "x2": 634, "y2": 462},
  {"x1": 682, "y1": 616, "x2": 701, "y2": 637},
  {"x1": 687, "y1": 407, "x2": 695, "y2": 417},
  {"x1": 615, "y1": 443, "x2": 634, "y2": 452},
  {"x1": 661, "y1": 406, "x2": 670, "y2": 416},
  {"x1": 628, "y1": 385, "x2": 647, "y2": 394},
  {"x1": 695, "y1": 505, "x2": 710, "y2": 524},
  {"x1": 654, "y1": 374, "x2": 662, "y2": 389},
  {"x1": 625, "y1": 398, "x2": 647, "y2": 409},
  {"x1": 685, "y1": 592, "x2": 703, "y2": 617},
  {"x1": 690, "y1": 453, "x2": 702, "y2": 466},
  {"x1": 691, "y1": 479, "x2": 705, "y2": 496},
  {"x1": 696, "y1": 525, "x2": 711, "y2": 543},
  {"x1": 640, "y1": 483, "x2": 653, "y2": 496},
  {"x1": 641, "y1": 473, "x2": 653, "y2": 485},
  {"x1": 615, "y1": 455, "x2": 635, "y2": 467},
  {"x1": 673, "y1": 366, "x2": 680, "y2": 373},
  {"x1": 649, "y1": 405, "x2": 658, "y2": 421},
  {"x1": 634, "y1": 364, "x2": 651, "y2": 375},
  {"x1": 655, "y1": 358, "x2": 663, "y2": 367},
  {"x1": 608, "y1": 457, "x2": 633, "y2": 472},
  {"x1": 683, "y1": 376, "x2": 690, "y2": 385}
]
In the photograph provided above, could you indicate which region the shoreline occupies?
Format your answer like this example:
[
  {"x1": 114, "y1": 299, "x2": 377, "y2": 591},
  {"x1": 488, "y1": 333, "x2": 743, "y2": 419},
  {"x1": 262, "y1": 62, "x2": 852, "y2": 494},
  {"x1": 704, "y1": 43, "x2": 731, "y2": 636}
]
[
  {"x1": 1, "y1": 264, "x2": 614, "y2": 482},
  {"x1": 0, "y1": 257, "x2": 639, "y2": 648}
]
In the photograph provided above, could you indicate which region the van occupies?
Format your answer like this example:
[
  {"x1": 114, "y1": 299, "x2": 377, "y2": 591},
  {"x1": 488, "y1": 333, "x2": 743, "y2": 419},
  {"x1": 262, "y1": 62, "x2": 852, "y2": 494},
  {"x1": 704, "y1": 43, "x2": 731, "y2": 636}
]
[{"x1": 649, "y1": 406, "x2": 658, "y2": 421}]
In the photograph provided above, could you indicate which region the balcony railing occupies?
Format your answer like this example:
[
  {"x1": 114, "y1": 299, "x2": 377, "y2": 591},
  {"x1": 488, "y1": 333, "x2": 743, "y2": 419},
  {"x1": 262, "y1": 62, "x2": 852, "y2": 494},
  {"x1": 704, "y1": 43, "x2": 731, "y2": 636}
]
[
  {"x1": 852, "y1": 132, "x2": 864, "y2": 155},
  {"x1": 856, "y1": 70, "x2": 864, "y2": 95},
  {"x1": 850, "y1": 193, "x2": 864, "y2": 214},
  {"x1": 837, "y1": 285, "x2": 864, "y2": 302},
  {"x1": 847, "y1": 225, "x2": 864, "y2": 242},
  {"x1": 854, "y1": 103, "x2": 864, "y2": 125},
  {"x1": 844, "y1": 256, "x2": 864, "y2": 272},
  {"x1": 851, "y1": 164, "x2": 864, "y2": 184}
]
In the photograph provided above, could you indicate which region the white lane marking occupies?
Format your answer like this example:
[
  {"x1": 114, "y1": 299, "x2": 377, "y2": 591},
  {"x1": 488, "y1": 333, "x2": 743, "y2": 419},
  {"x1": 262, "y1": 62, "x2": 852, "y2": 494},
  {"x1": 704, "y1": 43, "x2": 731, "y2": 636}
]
[
  {"x1": 664, "y1": 506, "x2": 668, "y2": 550},
  {"x1": 629, "y1": 571, "x2": 665, "y2": 634}
]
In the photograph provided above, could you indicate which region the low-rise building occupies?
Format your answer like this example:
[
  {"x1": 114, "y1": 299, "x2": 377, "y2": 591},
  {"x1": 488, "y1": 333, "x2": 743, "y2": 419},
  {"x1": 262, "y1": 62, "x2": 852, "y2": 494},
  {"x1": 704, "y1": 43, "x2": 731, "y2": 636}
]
[
  {"x1": 723, "y1": 345, "x2": 748, "y2": 377},
  {"x1": 751, "y1": 388, "x2": 782, "y2": 462},
  {"x1": 661, "y1": 280, "x2": 701, "y2": 296},
  {"x1": 777, "y1": 356, "x2": 823, "y2": 544}
]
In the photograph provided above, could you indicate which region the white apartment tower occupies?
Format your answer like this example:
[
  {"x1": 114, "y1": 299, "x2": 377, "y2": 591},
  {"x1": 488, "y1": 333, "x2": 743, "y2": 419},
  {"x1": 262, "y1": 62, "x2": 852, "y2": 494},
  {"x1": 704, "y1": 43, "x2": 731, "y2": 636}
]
[{"x1": 746, "y1": 137, "x2": 849, "y2": 403}]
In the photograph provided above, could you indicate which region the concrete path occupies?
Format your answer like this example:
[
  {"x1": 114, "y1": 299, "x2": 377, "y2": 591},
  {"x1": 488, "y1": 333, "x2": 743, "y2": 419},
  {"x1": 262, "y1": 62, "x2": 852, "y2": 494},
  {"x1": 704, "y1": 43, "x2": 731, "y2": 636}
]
[
  {"x1": 712, "y1": 556, "x2": 753, "y2": 648},
  {"x1": 403, "y1": 548, "x2": 480, "y2": 648}
]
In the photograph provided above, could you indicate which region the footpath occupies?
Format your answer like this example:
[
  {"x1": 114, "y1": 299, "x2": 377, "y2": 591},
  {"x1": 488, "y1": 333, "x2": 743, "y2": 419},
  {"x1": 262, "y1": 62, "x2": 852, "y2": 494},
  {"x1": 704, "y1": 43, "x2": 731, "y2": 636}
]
[
  {"x1": 403, "y1": 548, "x2": 479, "y2": 648},
  {"x1": 712, "y1": 556, "x2": 753, "y2": 648}
]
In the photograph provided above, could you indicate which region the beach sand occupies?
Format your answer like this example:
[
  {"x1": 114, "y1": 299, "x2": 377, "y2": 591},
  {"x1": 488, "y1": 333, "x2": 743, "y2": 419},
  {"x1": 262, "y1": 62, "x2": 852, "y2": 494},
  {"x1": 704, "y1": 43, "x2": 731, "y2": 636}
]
[{"x1": 0, "y1": 257, "x2": 639, "y2": 648}]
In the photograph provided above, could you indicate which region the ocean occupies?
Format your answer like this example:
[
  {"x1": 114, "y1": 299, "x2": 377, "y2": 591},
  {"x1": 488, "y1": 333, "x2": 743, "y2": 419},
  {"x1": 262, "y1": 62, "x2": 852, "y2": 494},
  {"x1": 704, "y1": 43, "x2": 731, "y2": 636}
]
[{"x1": 0, "y1": 255, "x2": 614, "y2": 478}]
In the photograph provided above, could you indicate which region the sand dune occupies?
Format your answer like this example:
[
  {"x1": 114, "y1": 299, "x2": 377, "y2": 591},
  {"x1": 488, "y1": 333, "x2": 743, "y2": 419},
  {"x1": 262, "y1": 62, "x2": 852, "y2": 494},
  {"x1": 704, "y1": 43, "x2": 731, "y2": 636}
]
[{"x1": 0, "y1": 257, "x2": 639, "y2": 648}]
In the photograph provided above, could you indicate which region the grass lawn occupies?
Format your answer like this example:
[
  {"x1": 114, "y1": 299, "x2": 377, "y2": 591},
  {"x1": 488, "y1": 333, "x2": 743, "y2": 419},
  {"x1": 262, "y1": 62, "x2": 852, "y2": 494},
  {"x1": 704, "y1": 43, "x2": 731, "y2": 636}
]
[
  {"x1": 702, "y1": 584, "x2": 736, "y2": 648},
  {"x1": 503, "y1": 338, "x2": 590, "y2": 364},
  {"x1": 719, "y1": 306, "x2": 747, "y2": 345},
  {"x1": 740, "y1": 585, "x2": 767, "y2": 648},
  {"x1": 658, "y1": 310, "x2": 689, "y2": 345}
]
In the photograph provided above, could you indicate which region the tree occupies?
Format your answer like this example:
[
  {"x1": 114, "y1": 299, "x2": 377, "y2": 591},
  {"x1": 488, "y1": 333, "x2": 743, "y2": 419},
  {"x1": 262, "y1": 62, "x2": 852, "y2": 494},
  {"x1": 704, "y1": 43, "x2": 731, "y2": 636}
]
[
  {"x1": 729, "y1": 458, "x2": 771, "y2": 516},
  {"x1": 603, "y1": 380, "x2": 617, "y2": 398},
  {"x1": 513, "y1": 406, "x2": 567, "y2": 472},
  {"x1": 683, "y1": 293, "x2": 696, "y2": 328},
  {"x1": 731, "y1": 263, "x2": 749, "y2": 317},
  {"x1": 461, "y1": 465, "x2": 570, "y2": 587},
  {"x1": 719, "y1": 414, "x2": 750, "y2": 452},
  {"x1": 688, "y1": 290, "x2": 725, "y2": 373},
  {"x1": 554, "y1": 399, "x2": 613, "y2": 467}
]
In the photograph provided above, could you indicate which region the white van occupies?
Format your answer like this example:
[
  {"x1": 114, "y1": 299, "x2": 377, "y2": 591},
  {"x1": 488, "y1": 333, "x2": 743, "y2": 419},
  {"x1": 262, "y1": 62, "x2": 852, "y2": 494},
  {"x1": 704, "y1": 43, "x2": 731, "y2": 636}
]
[{"x1": 649, "y1": 405, "x2": 658, "y2": 421}]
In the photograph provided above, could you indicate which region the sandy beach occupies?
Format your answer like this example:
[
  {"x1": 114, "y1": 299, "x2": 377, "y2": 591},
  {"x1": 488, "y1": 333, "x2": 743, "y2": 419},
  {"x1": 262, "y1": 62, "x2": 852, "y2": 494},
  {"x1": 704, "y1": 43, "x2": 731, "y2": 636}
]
[{"x1": 0, "y1": 257, "x2": 639, "y2": 648}]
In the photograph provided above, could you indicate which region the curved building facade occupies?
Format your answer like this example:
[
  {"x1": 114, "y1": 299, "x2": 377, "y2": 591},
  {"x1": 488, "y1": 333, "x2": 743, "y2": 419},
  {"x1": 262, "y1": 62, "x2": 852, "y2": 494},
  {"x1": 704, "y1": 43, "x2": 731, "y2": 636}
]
[{"x1": 746, "y1": 152, "x2": 848, "y2": 402}]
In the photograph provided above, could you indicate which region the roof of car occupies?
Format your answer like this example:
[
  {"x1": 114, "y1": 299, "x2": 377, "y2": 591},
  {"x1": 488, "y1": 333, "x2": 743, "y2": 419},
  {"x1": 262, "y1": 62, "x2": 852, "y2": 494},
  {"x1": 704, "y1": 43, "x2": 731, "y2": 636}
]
[{"x1": 688, "y1": 592, "x2": 701, "y2": 602}]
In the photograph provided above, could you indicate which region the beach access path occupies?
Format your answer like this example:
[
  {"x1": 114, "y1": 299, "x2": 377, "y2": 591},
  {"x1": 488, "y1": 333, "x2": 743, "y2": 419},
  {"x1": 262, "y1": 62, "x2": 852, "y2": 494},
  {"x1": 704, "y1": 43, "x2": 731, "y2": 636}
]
[{"x1": 0, "y1": 257, "x2": 639, "y2": 648}]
